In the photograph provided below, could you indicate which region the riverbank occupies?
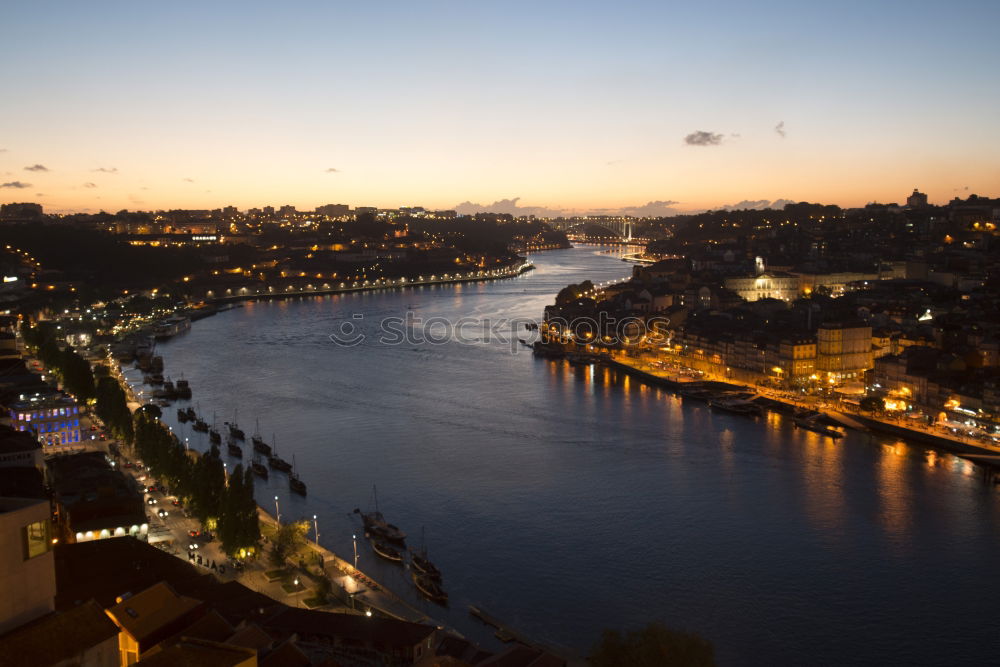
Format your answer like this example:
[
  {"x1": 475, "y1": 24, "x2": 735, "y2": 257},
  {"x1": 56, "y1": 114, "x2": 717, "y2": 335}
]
[
  {"x1": 604, "y1": 353, "x2": 1000, "y2": 461},
  {"x1": 203, "y1": 260, "x2": 534, "y2": 304}
]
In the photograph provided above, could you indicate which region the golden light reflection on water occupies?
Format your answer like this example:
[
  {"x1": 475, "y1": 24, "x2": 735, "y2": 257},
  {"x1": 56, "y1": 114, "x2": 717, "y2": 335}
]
[
  {"x1": 876, "y1": 439, "x2": 913, "y2": 549},
  {"x1": 798, "y1": 426, "x2": 848, "y2": 541}
]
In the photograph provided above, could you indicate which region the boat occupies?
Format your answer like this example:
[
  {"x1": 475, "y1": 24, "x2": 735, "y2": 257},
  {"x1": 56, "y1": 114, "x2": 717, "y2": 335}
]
[
  {"x1": 209, "y1": 413, "x2": 221, "y2": 444},
  {"x1": 162, "y1": 379, "x2": 176, "y2": 396},
  {"x1": 250, "y1": 453, "x2": 268, "y2": 479},
  {"x1": 153, "y1": 315, "x2": 191, "y2": 340},
  {"x1": 793, "y1": 416, "x2": 845, "y2": 439},
  {"x1": 146, "y1": 373, "x2": 164, "y2": 385},
  {"x1": 354, "y1": 485, "x2": 406, "y2": 543},
  {"x1": 227, "y1": 409, "x2": 245, "y2": 440},
  {"x1": 709, "y1": 394, "x2": 762, "y2": 417},
  {"x1": 193, "y1": 418, "x2": 209, "y2": 432},
  {"x1": 251, "y1": 419, "x2": 271, "y2": 455},
  {"x1": 177, "y1": 408, "x2": 190, "y2": 423},
  {"x1": 371, "y1": 539, "x2": 403, "y2": 563},
  {"x1": 268, "y1": 434, "x2": 292, "y2": 472},
  {"x1": 184, "y1": 407, "x2": 197, "y2": 421},
  {"x1": 175, "y1": 378, "x2": 192, "y2": 399},
  {"x1": 289, "y1": 455, "x2": 307, "y2": 496},
  {"x1": 411, "y1": 570, "x2": 448, "y2": 605},
  {"x1": 227, "y1": 439, "x2": 243, "y2": 458},
  {"x1": 410, "y1": 528, "x2": 442, "y2": 580}
]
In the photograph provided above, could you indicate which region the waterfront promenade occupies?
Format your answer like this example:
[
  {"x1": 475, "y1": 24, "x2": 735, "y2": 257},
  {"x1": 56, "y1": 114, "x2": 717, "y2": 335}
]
[
  {"x1": 605, "y1": 352, "x2": 1000, "y2": 461},
  {"x1": 203, "y1": 261, "x2": 534, "y2": 304}
]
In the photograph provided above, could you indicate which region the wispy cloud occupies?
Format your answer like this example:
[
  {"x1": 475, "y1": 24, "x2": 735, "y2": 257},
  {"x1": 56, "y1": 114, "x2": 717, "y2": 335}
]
[
  {"x1": 454, "y1": 197, "x2": 565, "y2": 217},
  {"x1": 92, "y1": 167, "x2": 118, "y2": 173},
  {"x1": 0, "y1": 148, "x2": 7, "y2": 153},
  {"x1": 684, "y1": 131, "x2": 723, "y2": 147},
  {"x1": 82, "y1": 182, "x2": 98, "y2": 188},
  {"x1": 182, "y1": 177, "x2": 195, "y2": 183},
  {"x1": 719, "y1": 198, "x2": 795, "y2": 211},
  {"x1": 454, "y1": 197, "x2": 687, "y2": 218},
  {"x1": 24, "y1": 164, "x2": 49, "y2": 172},
  {"x1": 0, "y1": 181, "x2": 32, "y2": 189},
  {"x1": 775, "y1": 121, "x2": 786, "y2": 138},
  {"x1": 325, "y1": 167, "x2": 340, "y2": 173}
]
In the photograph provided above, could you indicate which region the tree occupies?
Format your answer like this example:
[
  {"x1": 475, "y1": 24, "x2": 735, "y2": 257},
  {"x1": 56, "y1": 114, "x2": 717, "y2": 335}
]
[
  {"x1": 95, "y1": 376, "x2": 133, "y2": 442},
  {"x1": 590, "y1": 622, "x2": 715, "y2": 667},
  {"x1": 60, "y1": 346, "x2": 95, "y2": 400},
  {"x1": 271, "y1": 520, "x2": 309, "y2": 567}
]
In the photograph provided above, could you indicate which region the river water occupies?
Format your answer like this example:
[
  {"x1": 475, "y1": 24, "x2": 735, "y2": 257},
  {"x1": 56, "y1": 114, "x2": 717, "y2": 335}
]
[{"x1": 147, "y1": 245, "x2": 1000, "y2": 665}]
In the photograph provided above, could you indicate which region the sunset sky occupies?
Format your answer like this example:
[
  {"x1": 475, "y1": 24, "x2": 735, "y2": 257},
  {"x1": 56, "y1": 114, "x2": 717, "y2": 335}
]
[{"x1": 2, "y1": 1, "x2": 999, "y2": 215}]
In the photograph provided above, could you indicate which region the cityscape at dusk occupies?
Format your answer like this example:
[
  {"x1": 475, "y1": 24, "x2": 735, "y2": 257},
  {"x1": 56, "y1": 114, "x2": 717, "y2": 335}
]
[{"x1": 2, "y1": 3, "x2": 1000, "y2": 667}]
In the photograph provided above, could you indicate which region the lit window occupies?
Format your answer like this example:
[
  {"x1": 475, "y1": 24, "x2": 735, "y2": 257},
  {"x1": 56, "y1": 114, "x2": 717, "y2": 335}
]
[{"x1": 22, "y1": 521, "x2": 50, "y2": 560}]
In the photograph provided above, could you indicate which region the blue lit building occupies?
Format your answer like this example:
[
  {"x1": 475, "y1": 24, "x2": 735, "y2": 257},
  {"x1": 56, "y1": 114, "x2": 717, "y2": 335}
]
[{"x1": 7, "y1": 393, "x2": 81, "y2": 447}]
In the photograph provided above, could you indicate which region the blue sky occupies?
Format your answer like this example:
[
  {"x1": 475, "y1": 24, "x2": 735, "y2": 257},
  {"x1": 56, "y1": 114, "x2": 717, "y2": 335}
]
[{"x1": 2, "y1": 1, "x2": 998, "y2": 213}]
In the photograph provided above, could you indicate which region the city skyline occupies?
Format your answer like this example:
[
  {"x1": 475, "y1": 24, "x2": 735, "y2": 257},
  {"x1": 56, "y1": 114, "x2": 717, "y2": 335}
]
[{"x1": 3, "y1": 1, "x2": 1000, "y2": 213}]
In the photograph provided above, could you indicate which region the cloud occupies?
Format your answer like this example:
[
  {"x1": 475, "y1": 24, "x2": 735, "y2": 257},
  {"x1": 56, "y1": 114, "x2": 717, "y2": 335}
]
[
  {"x1": 24, "y1": 164, "x2": 49, "y2": 172},
  {"x1": 454, "y1": 197, "x2": 689, "y2": 218},
  {"x1": 719, "y1": 199, "x2": 795, "y2": 211},
  {"x1": 82, "y1": 182, "x2": 98, "y2": 188},
  {"x1": 325, "y1": 167, "x2": 340, "y2": 173},
  {"x1": 93, "y1": 167, "x2": 118, "y2": 173},
  {"x1": 684, "y1": 131, "x2": 723, "y2": 146},
  {"x1": 605, "y1": 159, "x2": 623, "y2": 166},
  {"x1": 0, "y1": 148, "x2": 7, "y2": 153},
  {"x1": 182, "y1": 177, "x2": 195, "y2": 183},
  {"x1": 453, "y1": 197, "x2": 566, "y2": 217},
  {"x1": 775, "y1": 121, "x2": 786, "y2": 138},
  {"x1": 613, "y1": 200, "x2": 682, "y2": 217},
  {"x1": 0, "y1": 181, "x2": 32, "y2": 189}
]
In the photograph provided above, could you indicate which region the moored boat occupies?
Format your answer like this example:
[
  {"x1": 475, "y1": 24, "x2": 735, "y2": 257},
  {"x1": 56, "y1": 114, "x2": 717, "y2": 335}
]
[
  {"x1": 288, "y1": 455, "x2": 307, "y2": 495},
  {"x1": 793, "y1": 416, "x2": 845, "y2": 439},
  {"x1": 227, "y1": 410, "x2": 245, "y2": 440},
  {"x1": 371, "y1": 539, "x2": 403, "y2": 563},
  {"x1": 251, "y1": 454, "x2": 268, "y2": 479},
  {"x1": 411, "y1": 570, "x2": 448, "y2": 605},
  {"x1": 252, "y1": 419, "x2": 271, "y2": 455},
  {"x1": 268, "y1": 434, "x2": 292, "y2": 472},
  {"x1": 175, "y1": 379, "x2": 192, "y2": 399},
  {"x1": 411, "y1": 551, "x2": 442, "y2": 580},
  {"x1": 227, "y1": 438, "x2": 243, "y2": 457},
  {"x1": 709, "y1": 395, "x2": 762, "y2": 417},
  {"x1": 354, "y1": 485, "x2": 406, "y2": 543},
  {"x1": 177, "y1": 408, "x2": 190, "y2": 422}
]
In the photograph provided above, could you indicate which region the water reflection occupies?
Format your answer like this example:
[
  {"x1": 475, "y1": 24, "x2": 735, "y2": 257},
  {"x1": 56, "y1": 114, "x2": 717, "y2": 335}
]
[{"x1": 150, "y1": 246, "x2": 1000, "y2": 666}]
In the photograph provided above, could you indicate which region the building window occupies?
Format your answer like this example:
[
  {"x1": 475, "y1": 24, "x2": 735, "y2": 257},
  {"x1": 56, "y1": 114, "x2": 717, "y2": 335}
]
[{"x1": 22, "y1": 520, "x2": 50, "y2": 560}]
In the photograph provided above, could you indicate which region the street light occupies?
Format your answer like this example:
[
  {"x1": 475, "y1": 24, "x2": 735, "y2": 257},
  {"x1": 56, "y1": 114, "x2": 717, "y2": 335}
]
[
  {"x1": 274, "y1": 495, "x2": 281, "y2": 524},
  {"x1": 312, "y1": 514, "x2": 319, "y2": 547},
  {"x1": 352, "y1": 533, "x2": 358, "y2": 569}
]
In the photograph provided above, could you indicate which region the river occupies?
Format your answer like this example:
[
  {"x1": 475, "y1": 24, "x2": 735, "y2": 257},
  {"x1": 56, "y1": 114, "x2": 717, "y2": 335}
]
[{"x1": 145, "y1": 245, "x2": 1000, "y2": 665}]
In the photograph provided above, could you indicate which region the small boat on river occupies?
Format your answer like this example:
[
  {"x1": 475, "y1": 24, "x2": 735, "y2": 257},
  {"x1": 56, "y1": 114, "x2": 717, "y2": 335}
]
[
  {"x1": 268, "y1": 434, "x2": 292, "y2": 472},
  {"x1": 412, "y1": 570, "x2": 448, "y2": 605},
  {"x1": 371, "y1": 539, "x2": 403, "y2": 563},
  {"x1": 354, "y1": 485, "x2": 406, "y2": 543}
]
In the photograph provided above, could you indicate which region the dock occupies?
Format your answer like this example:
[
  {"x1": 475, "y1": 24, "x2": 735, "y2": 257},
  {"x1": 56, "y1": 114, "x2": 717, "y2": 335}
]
[{"x1": 469, "y1": 605, "x2": 547, "y2": 649}]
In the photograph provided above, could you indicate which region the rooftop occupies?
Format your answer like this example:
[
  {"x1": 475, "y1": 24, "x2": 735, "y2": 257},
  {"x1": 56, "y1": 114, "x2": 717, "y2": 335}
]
[
  {"x1": 0, "y1": 600, "x2": 118, "y2": 667},
  {"x1": 106, "y1": 581, "x2": 203, "y2": 645}
]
